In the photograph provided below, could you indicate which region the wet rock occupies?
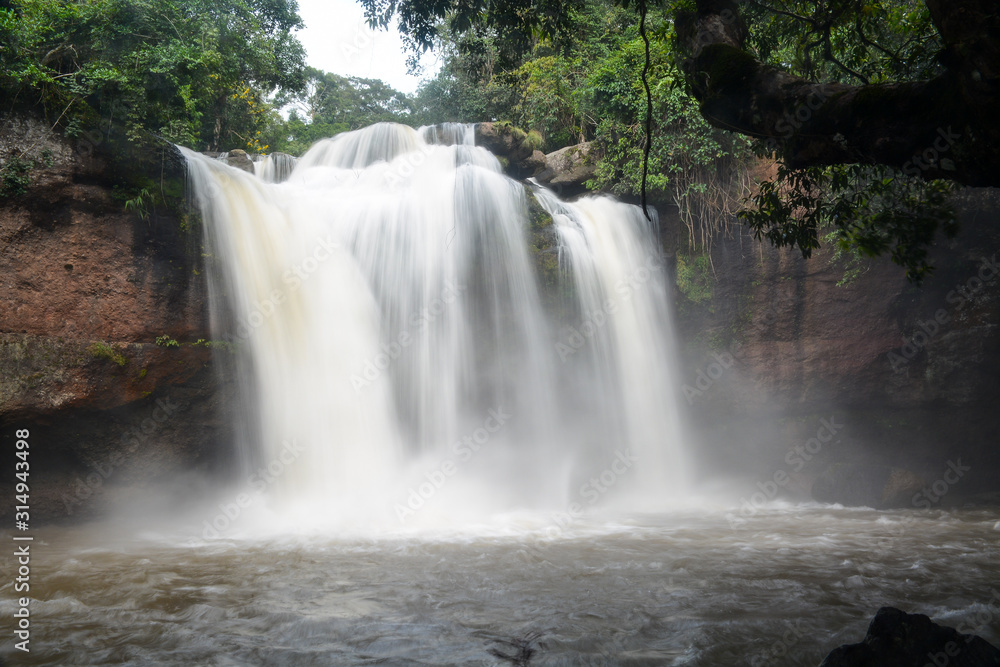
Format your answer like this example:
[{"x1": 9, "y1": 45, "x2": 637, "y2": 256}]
[
  {"x1": 474, "y1": 122, "x2": 543, "y2": 179},
  {"x1": 811, "y1": 463, "x2": 926, "y2": 508},
  {"x1": 819, "y1": 606, "x2": 1000, "y2": 667},
  {"x1": 880, "y1": 467, "x2": 928, "y2": 506},
  {"x1": 524, "y1": 149, "x2": 547, "y2": 175},
  {"x1": 533, "y1": 142, "x2": 599, "y2": 197},
  {"x1": 222, "y1": 149, "x2": 254, "y2": 173}
]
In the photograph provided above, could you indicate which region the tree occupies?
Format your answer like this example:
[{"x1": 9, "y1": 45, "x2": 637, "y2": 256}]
[
  {"x1": 671, "y1": 0, "x2": 999, "y2": 280},
  {"x1": 0, "y1": 0, "x2": 306, "y2": 150},
  {"x1": 676, "y1": 0, "x2": 998, "y2": 187},
  {"x1": 268, "y1": 67, "x2": 414, "y2": 154},
  {"x1": 360, "y1": 0, "x2": 1000, "y2": 280}
]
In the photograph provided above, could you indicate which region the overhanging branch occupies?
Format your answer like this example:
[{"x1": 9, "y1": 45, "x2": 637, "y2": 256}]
[{"x1": 676, "y1": 0, "x2": 1000, "y2": 188}]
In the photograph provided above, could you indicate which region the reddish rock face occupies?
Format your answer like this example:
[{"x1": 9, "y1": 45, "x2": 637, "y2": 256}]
[
  {"x1": 1, "y1": 114, "x2": 211, "y2": 416},
  {"x1": 1, "y1": 114, "x2": 232, "y2": 521},
  {"x1": 672, "y1": 190, "x2": 1000, "y2": 501},
  {"x1": 1, "y1": 184, "x2": 206, "y2": 343}
]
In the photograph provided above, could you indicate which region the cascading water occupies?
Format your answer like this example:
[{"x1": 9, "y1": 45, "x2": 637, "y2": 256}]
[
  {"x1": 254, "y1": 152, "x2": 297, "y2": 183},
  {"x1": 535, "y1": 188, "x2": 688, "y2": 502},
  {"x1": 182, "y1": 122, "x2": 687, "y2": 526}
]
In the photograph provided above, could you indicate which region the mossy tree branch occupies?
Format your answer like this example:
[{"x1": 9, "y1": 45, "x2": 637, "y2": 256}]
[{"x1": 675, "y1": 0, "x2": 1000, "y2": 188}]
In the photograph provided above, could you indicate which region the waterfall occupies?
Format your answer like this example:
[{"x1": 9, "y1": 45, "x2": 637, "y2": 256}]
[
  {"x1": 254, "y1": 152, "x2": 297, "y2": 183},
  {"x1": 534, "y1": 189, "x2": 688, "y2": 502},
  {"x1": 182, "y1": 122, "x2": 686, "y2": 526}
]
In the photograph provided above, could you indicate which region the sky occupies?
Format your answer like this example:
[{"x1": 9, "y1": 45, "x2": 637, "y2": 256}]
[{"x1": 294, "y1": 0, "x2": 441, "y2": 94}]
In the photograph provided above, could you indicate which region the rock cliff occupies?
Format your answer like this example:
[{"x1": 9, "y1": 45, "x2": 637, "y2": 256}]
[
  {"x1": 0, "y1": 113, "x2": 233, "y2": 521},
  {"x1": 674, "y1": 189, "x2": 1000, "y2": 504}
]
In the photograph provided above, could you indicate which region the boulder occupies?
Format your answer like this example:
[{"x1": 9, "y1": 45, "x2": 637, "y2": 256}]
[
  {"x1": 222, "y1": 148, "x2": 254, "y2": 173},
  {"x1": 811, "y1": 463, "x2": 926, "y2": 508},
  {"x1": 533, "y1": 142, "x2": 599, "y2": 197},
  {"x1": 475, "y1": 122, "x2": 535, "y2": 164},
  {"x1": 525, "y1": 149, "x2": 547, "y2": 174},
  {"x1": 820, "y1": 607, "x2": 1000, "y2": 667}
]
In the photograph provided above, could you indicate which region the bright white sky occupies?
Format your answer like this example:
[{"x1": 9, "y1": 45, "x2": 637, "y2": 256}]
[{"x1": 294, "y1": 0, "x2": 441, "y2": 94}]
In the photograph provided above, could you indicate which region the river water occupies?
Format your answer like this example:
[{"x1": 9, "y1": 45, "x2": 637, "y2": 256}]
[{"x1": 5, "y1": 504, "x2": 999, "y2": 665}]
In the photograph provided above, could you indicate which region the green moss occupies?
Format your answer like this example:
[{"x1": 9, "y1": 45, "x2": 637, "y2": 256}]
[
  {"x1": 675, "y1": 252, "x2": 713, "y2": 304},
  {"x1": 88, "y1": 341, "x2": 128, "y2": 367},
  {"x1": 521, "y1": 130, "x2": 544, "y2": 153},
  {"x1": 192, "y1": 338, "x2": 237, "y2": 353},
  {"x1": 493, "y1": 120, "x2": 528, "y2": 142},
  {"x1": 526, "y1": 191, "x2": 553, "y2": 232}
]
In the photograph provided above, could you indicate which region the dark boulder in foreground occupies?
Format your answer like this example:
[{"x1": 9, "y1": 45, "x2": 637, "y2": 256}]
[
  {"x1": 811, "y1": 463, "x2": 925, "y2": 508},
  {"x1": 820, "y1": 607, "x2": 1000, "y2": 667}
]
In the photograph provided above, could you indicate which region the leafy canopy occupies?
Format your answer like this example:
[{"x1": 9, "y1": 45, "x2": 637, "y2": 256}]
[
  {"x1": 0, "y1": 0, "x2": 306, "y2": 149},
  {"x1": 373, "y1": 0, "x2": 969, "y2": 280}
]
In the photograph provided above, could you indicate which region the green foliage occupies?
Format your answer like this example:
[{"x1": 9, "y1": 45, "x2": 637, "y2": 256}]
[
  {"x1": 822, "y1": 228, "x2": 869, "y2": 286},
  {"x1": 155, "y1": 335, "x2": 180, "y2": 348},
  {"x1": 675, "y1": 252, "x2": 713, "y2": 304},
  {"x1": 385, "y1": 0, "x2": 965, "y2": 279},
  {"x1": 270, "y1": 68, "x2": 414, "y2": 154},
  {"x1": 721, "y1": 1, "x2": 954, "y2": 281},
  {"x1": 741, "y1": 0, "x2": 943, "y2": 86},
  {"x1": 192, "y1": 338, "x2": 237, "y2": 352},
  {"x1": 0, "y1": 155, "x2": 34, "y2": 197},
  {"x1": 741, "y1": 163, "x2": 958, "y2": 283},
  {"x1": 360, "y1": 0, "x2": 584, "y2": 72},
  {"x1": 405, "y1": 1, "x2": 754, "y2": 251},
  {"x1": 1, "y1": 0, "x2": 306, "y2": 150},
  {"x1": 123, "y1": 187, "x2": 152, "y2": 220},
  {"x1": 88, "y1": 341, "x2": 127, "y2": 366},
  {"x1": 584, "y1": 25, "x2": 754, "y2": 249}
]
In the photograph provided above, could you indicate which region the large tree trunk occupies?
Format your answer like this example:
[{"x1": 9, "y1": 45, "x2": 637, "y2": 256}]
[{"x1": 675, "y1": 0, "x2": 1000, "y2": 187}]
